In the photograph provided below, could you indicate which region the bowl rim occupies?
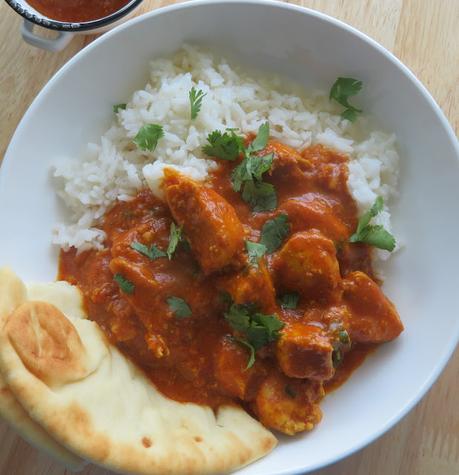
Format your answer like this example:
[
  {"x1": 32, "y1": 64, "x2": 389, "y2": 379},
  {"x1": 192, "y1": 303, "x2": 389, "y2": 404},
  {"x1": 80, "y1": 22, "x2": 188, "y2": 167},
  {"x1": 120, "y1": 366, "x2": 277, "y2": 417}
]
[
  {"x1": 1, "y1": 0, "x2": 458, "y2": 473},
  {"x1": 4, "y1": 0, "x2": 145, "y2": 31}
]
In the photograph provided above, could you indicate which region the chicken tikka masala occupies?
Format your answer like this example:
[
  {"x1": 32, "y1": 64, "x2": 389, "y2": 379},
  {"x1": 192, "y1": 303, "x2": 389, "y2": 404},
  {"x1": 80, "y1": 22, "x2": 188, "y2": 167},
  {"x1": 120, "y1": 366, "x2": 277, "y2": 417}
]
[{"x1": 60, "y1": 127, "x2": 403, "y2": 436}]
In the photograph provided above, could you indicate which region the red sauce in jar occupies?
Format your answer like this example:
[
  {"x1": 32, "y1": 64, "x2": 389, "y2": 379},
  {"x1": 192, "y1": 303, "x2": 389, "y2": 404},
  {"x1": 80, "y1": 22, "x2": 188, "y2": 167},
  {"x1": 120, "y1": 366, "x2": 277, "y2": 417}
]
[{"x1": 27, "y1": 0, "x2": 132, "y2": 23}]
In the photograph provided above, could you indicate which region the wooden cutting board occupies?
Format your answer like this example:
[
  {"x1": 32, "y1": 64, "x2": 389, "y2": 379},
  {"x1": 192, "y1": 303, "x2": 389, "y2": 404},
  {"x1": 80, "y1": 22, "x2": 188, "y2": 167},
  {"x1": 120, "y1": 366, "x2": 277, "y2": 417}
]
[{"x1": 0, "y1": 1, "x2": 457, "y2": 474}]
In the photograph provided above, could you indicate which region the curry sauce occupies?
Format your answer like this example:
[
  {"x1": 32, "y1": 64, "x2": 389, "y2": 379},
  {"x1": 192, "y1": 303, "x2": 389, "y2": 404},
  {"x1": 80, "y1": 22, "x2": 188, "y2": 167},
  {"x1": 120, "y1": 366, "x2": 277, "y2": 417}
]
[
  {"x1": 27, "y1": 0, "x2": 130, "y2": 22},
  {"x1": 59, "y1": 142, "x2": 403, "y2": 435}
]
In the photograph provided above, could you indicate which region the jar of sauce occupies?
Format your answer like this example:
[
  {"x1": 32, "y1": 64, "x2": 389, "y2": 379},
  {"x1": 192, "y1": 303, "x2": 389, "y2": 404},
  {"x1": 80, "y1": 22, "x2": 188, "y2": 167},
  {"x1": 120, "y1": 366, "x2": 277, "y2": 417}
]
[{"x1": 5, "y1": 0, "x2": 144, "y2": 52}]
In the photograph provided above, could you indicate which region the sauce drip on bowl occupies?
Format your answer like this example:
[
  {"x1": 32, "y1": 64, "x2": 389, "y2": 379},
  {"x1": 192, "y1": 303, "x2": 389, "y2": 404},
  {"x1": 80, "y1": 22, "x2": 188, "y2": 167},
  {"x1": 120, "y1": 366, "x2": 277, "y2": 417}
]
[{"x1": 27, "y1": 0, "x2": 132, "y2": 23}]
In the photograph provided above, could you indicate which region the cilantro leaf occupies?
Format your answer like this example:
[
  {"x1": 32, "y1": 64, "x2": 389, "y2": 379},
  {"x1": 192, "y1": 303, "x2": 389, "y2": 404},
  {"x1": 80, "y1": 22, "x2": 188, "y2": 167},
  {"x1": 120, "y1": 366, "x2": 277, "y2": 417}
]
[
  {"x1": 167, "y1": 296, "x2": 192, "y2": 319},
  {"x1": 332, "y1": 348, "x2": 343, "y2": 368},
  {"x1": 260, "y1": 214, "x2": 290, "y2": 253},
  {"x1": 338, "y1": 329, "x2": 351, "y2": 345},
  {"x1": 353, "y1": 225, "x2": 396, "y2": 251},
  {"x1": 133, "y1": 124, "x2": 164, "y2": 152},
  {"x1": 225, "y1": 303, "x2": 254, "y2": 332},
  {"x1": 231, "y1": 154, "x2": 274, "y2": 193},
  {"x1": 249, "y1": 153, "x2": 274, "y2": 181},
  {"x1": 245, "y1": 240, "x2": 267, "y2": 267},
  {"x1": 231, "y1": 157, "x2": 252, "y2": 192},
  {"x1": 114, "y1": 273, "x2": 135, "y2": 294},
  {"x1": 113, "y1": 103, "x2": 127, "y2": 113},
  {"x1": 349, "y1": 197, "x2": 396, "y2": 251},
  {"x1": 279, "y1": 292, "x2": 299, "y2": 309},
  {"x1": 189, "y1": 87, "x2": 206, "y2": 120},
  {"x1": 248, "y1": 313, "x2": 284, "y2": 348},
  {"x1": 329, "y1": 77, "x2": 363, "y2": 122},
  {"x1": 234, "y1": 337, "x2": 256, "y2": 369},
  {"x1": 354, "y1": 196, "x2": 384, "y2": 235},
  {"x1": 341, "y1": 108, "x2": 359, "y2": 122},
  {"x1": 203, "y1": 130, "x2": 244, "y2": 161},
  {"x1": 247, "y1": 122, "x2": 270, "y2": 153},
  {"x1": 241, "y1": 181, "x2": 277, "y2": 212},
  {"x1": 225, "y1": 303, "x2": 284, "y2": 367},
  {"x1": 329, "y1": 77, "x2": 363, "y2": 103},
  {"x1": 167, "y1": 222, "x2": 183, "y2": 260},
  {"x1": 130, "y1": 241, "x2": 166, "y2": 260},
  {"x1": 205, "y1": 122, "x2": 277, "y2": 212}
]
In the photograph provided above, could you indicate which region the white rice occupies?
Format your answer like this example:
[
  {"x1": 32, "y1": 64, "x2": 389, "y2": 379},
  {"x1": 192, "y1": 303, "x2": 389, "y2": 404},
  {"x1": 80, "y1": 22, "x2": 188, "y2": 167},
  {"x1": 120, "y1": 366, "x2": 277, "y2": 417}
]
[{"x1": 53, "y1": 45, "x2": 399, "y2": 261}]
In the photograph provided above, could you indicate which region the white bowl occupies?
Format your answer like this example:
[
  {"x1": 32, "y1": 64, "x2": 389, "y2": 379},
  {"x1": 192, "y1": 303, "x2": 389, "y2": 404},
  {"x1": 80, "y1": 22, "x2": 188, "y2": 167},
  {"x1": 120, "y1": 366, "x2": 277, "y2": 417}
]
[{"x1": 0, "y1": 1, "x2": 458, "y2": 473}]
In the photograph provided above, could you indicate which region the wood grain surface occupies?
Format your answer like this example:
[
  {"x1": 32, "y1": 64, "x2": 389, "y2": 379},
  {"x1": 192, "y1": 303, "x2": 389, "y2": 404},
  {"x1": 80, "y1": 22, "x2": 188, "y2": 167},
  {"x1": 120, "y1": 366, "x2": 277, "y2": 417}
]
[{"x1": 0, "y1": 1, "x2": 458, "y2": 474}]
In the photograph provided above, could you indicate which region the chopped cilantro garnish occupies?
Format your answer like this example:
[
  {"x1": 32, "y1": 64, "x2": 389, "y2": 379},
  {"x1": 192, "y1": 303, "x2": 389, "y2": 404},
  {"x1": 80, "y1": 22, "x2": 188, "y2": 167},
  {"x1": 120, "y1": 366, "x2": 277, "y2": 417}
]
[
  {"x1": 203, "y1": 122, "x2": 277, "y2": 212},
  {"x1": 249, "y1": 153, "x2": 274, "y2": 180},
  {"x1": 202, "y1": 129, "x2": 244, "y2": 161},
  {"x1": 133, "y1": 124, "x2": 164, "y2": 152},
  {"x1": 353, "y1": 196, "x2": 384, "y2": 234},
  {"x1": 245, "y1": 240, "x2": 267, "y2": 267},
  {"x1": 167, "y1": 296, "x2": 192, "y2": 319},
  {"x1": 241, "y1": 181, "x2": 277, "y2": 212},
  {"x1": 167, "y1": 223, "x2": 183, "y2": 260},
  {"x1": 260, "y1": 214, "x2": 290, "y2": 253},
  {"x1": 234, "y1": 337, "x2": 256, "y2": 369},
  {"x1": 332, "y1": 326, "x2": 351, "y2": 368},
  {"x1": 329, "y1": 77, "x2": 363, "y2": 122},
  {"x1": 349, "y1": 197, "x2": 396, "y2": 251},
  {"x1": 341, "y1": 108, "x2": 359, "y2": 122},
  {"x1": 114, "y1": 273, "x2": 135, "y2": 294},
  {"x1": 332, "y1": 348, "x2": 343, "y2": 368},
  {"x1": 189, "y1": 87, "x2": 206, "y2": 120},
  {"x1": 225, "y1": 303, "x2": 284, "y2": 368},
  {"x1": 231, "y1": 153, "x2": 273, "y2": 191},
  {"x1": 338, "y1": 329, "x2": 351, "y2": 345},
  {"x1": 246, "y1": 122, "x2": 270, "y2": 153},
  {"x1": 279, "y1": 292, "x2": 299, "y2": 309},
  {"x1": 113, "y1": 103, "x2": 127, "y2": 113},
  {"x1": 355, "y1": 225, "x2": 396, "y2": 251},
  {"x1": 130, "y1": 241, "x2": 166, "y2": 260},
  {"x1": 231, "y1": 157, "x2": 252, "y2": 191}
]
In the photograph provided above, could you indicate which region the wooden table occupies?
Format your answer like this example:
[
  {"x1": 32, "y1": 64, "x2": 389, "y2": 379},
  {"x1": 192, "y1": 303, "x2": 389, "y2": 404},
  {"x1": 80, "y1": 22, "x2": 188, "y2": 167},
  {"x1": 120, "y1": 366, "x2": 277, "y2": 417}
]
[{"x1": 0, "y1": 1, "x2": 458, "y2": 474}]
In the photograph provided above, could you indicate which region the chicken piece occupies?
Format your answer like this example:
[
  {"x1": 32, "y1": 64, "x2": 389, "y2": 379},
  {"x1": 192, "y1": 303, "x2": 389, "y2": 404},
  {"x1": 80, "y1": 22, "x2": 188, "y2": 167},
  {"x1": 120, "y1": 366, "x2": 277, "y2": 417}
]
[
  {"x1": 214, "y1": 337, "x2": 267, "y2": 401},
  {"x1": 253, "y1": 371, "x2": 324, "y2": 435},
  {"x1": 105, "y1": 297, "x2": 139, "y2": 342},
  {"x1": 110, "y1": 256, "x2": 159, "y2": 294},
  {"x1": 343, "y1": 271, "x2": 403, "y2": 343},
  {"x1": 264, "y1": 140, "x2": 303, "y2": 176},
  {"x1": 272, "y1": 230, "x2": 341, "y2": 302},
  {"x1": 163, "y1": 169, "x2": 245, "y2": 274},
  {"x1": 300, "y1": 145, "x2": 350, "y2": 194},
  {"x1": 303, "y1": 304, "x2": 350, "y2": 328},
  {"x1": 336, "y1": 241, "x2": 374, "y2": 278},
  {"x1": 280, "y1": 194, "x2": 349, "y2": 242},
  {"x1": 109, "y1": 256, "x2": 169, "y2": 328},
  {"x1": 216, "y1": 260, "x2": 277, "y2": 313},
  {"x1": 276, "y1": 323, "x2": 334, "y2": 380},
  {"x1": 110, "y1": 218, "x2": 171, "y2": 262}
]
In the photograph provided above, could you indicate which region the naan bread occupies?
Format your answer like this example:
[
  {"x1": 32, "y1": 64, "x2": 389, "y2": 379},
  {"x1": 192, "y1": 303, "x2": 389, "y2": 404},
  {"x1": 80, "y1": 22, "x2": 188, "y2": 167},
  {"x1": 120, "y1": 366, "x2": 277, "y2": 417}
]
[
  {"x1": 0, "y1": 268, "x2": 85, "y2": 471},
  {"x1": 0, "y1": 270, "x2": 277, "y2": 475}
]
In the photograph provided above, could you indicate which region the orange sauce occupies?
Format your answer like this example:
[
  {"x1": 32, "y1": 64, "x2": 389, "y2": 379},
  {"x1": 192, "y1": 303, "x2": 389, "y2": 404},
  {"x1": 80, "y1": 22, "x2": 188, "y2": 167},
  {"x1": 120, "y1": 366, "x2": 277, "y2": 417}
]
[
  {"x1": 27, "y1": 0, "x2": 131, "y2": 22},
  {"x1": 324, "y1": 344, "x2": 376, "y2": 393},
  {"x1": 58, "y1": 142, "x2": 380, "y2": 428}
]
